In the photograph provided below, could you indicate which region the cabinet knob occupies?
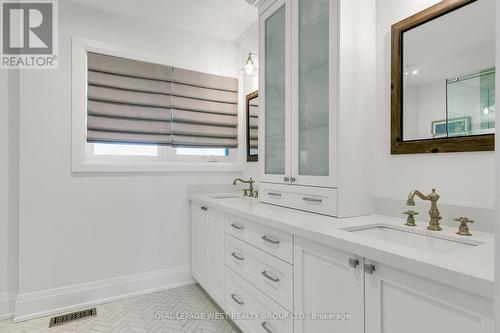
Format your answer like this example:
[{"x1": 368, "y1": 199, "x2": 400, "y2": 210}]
[
  {"x1": 290, "y1": 177, "x2": 296, "y2": 182},
  {"x1": 364, "y1": 264, "x2": 376, "y2": 274},
  {"x1": 283, "y1": 176, "x2": 290, "y2": 182},
  {"x1": 349, "y1": 258, "x2": 360, "y2": 268},
  {"x1": 201, "y1": 205, "x2": 207, "y2": 211}
]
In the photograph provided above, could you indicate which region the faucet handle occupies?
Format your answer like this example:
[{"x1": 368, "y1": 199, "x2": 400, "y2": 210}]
[
  {"x1": 242, "y1": 189, "x2": 249, "y2": 197},
  {"x1": 403, "y1": 210, "x2": 419, "y2": 227},
  {"x1": 454, "y1": 217, "x2": 474, "y2": 236}
]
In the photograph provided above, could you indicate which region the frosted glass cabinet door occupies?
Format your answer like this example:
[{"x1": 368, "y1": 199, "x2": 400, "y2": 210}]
[
  {"x1": 261, "y1": 1, "x2": 289, "y2": 180},
  {"x1": 293, "y1": 0, "x2": 335, "y2": 186}
]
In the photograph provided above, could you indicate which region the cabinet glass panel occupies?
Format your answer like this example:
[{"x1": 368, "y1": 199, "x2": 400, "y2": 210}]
[
  {"x1": 265, "y1": 5, "x2": 286, "y2": 175},
  {"x1": 298, "y1": 0, "x2": 329, "y2": 176}
]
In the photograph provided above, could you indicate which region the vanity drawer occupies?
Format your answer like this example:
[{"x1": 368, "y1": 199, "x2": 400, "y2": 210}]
[
  {"x1": 226, "y1": 234, "x2": 293, "y2": 311},
  {"x1": 225, "y1": 267, "x2": 292, "y2": 333},
  {"x1": 260, "y1": 183, "x2": 338, "y2": 217},
  {"x1": 225, "y1": 214, "x2": 293, "y2": 263}
]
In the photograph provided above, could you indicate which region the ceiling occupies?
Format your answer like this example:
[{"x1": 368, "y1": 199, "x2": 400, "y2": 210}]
[{"x1": 64, "y1": 0, "x2": 258, "y2": 42}]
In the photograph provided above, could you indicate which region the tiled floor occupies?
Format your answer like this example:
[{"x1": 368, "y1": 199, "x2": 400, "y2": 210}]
[{"x1": 0, "y1": 285, "x2": 241, "y2": 333}]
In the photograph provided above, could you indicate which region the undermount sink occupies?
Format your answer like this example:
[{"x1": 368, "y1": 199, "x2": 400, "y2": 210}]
[
  {"x1": 344, "y1": 224, "x2": 483, "y2": 254},
  {"x1": 210, "y1": 194, "x2": 244, "y2": 199}
]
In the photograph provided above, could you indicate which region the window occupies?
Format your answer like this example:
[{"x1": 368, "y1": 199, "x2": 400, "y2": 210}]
[
  {"x1": 72, "y1": 38, "x2": 244, "y2": 172},
  {"x1": 94, "y1": 143, "x2": 159, "y2": 156},
  {"x1": 176, "y1": 148, "x2": 229, "y2": 156}
]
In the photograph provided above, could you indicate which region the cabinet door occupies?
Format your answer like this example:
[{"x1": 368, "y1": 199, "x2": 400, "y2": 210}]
[
  {"x1": 294, "y1": 237, "x2": 364, "y2": 333},
  {"x1": 291, "y1": 0, "x2": 337, "y2": 187},
  {"x1": 205, "y1": 208, "x2": 225, "y2": 308},
  {"x1": 190, "y1": 203, "x2": 207, "y2": 287},
  {"x1": 260, "y1": 0, "x2": 292, "y2": 184},
  {"x1": 364, "y1": 260, "x2": 494, "y2": 333}
]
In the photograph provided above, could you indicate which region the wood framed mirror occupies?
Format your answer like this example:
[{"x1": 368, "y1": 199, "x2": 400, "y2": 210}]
[
  {"x1": 246, "y1": 91, "x2": 259, "y2": 162},
  {"x1": 391, "y1": 0, "x2": 495, "y2": 154}
]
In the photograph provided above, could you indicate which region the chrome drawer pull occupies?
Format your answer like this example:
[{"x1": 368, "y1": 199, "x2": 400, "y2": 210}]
[
  {"x1": 302, "y1": 197, "x2": 322, "y2": 203},
  {"x1": 231, "y1": 252, "x2": 244, "y2": 261},
  {"x1": 267, "y1": 192, "x2": 282, "y2": 197},
  {"x1": 230, "y1": 223, "x2": 244, "y2": 230},
  {"x1": 230, "y1": 293, "x2": 244, "y2": 305},
  {"x1": 261, "y1": 235, "x2": 280, "y2": 245},
  {"x1": 261, "y1": 321, "x2": 273, "y2": 333},
  {"x1": 261, "y1": 270, "x2": 280, "y2": 283}
]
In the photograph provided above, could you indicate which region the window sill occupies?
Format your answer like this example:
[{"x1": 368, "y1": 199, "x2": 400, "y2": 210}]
[{"x1": 72, "y1": 160, "x2": 245, "y2": 173}]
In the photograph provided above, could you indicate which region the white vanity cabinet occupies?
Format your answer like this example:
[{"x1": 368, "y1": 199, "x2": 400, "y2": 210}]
[
  {"x1": 364, "y1": 260, "x2": 494, "y2": 333},
  {"x1": 190, "y1": 203, "x2": 207, "y2": 286},
  {"x1": 294, "y1": 237, "x2": 365, "y2": 333},
  {"x1": 190, "y1": 200, "x2": 494, "y2": 333},
  {"x1": 190, "y1": 203, "x2": 225, "y2": 308},
  {"x1": 293, "y1": 237, "x2": 494, "y2": 333},
  {"x1": 258, "y1": 0, "x2": 374, "y2": 217}
]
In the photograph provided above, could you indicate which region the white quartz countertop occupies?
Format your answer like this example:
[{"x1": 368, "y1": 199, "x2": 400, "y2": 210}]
[{"x1": 189, "y1": 193, "x2": 494, "y2": 299}]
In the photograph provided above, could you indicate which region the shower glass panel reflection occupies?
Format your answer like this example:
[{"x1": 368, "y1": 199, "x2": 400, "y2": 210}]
[{"x1": 445, "y1": 68, "x2": 495, "y2": 137}]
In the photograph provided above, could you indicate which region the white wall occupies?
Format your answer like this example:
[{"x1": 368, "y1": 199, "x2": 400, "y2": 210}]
[
  {"x1": 374, "y1": 0, "x2": 495, "y2": 208},
  {"x1": 235, "y1": 23, "x2": 260, "y2": 183},
  {"x1": 14, "y1": 1, "x2": 245, "y2": 318},
  {"x1": 0, "y1": 70, "x2": 8, "y2": 307},
  {"x1": 0, "y1": 67, "x2": 20, "y2": 319}
]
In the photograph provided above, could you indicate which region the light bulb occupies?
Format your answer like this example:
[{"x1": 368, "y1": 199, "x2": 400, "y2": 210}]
[
  {"x1": 242, "y1": 53, "x2": 258, "y2": 76},
  {"x1": 483, "y1": 107, "x2": 490, "y2": 115},
  {"x1": 412, "y1": 69, "x2": 419, "y2": 75},
  {"x1": 244, "y1": 63, "x2": 256, "y2": 76}
]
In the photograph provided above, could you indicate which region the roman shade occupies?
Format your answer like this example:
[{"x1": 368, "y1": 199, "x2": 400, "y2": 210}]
[{"x1": 86, "y1": 52, "x2": 239, "y2": 148}]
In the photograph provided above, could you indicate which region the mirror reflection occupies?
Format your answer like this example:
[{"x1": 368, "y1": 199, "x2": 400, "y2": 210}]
[
  {"x1": 402, "y1": 0, "x2": 495, "y2": 142},
  {"x1": 247, "y1": 91, "x2": 259, "y2": 161}
]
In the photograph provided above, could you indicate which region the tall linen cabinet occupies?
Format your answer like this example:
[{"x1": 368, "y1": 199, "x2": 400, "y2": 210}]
[{"x1": 258, "y1": 0, "x2": 375, "y2": 217}]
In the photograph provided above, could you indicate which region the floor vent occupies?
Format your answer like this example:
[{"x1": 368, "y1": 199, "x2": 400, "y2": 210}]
[{"x1": 48, "y1": 308, "x2": 97, "y2": 327}]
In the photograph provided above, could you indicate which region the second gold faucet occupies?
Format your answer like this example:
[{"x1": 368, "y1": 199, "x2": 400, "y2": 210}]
[
  {"x1": 406, "y1": 189, "x2": 442, "y2": 231},
  {"x1": 233, "y1": 178, "x2": 257, "y2": 198}
]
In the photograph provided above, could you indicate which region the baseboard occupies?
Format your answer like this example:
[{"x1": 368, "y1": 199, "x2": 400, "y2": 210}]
[
  {"x1": 0, "y1": 291, "x2": 16, "y2": 320},
  {"x1": 14, "y1": 265, "x2": 194, "y2": 322}
]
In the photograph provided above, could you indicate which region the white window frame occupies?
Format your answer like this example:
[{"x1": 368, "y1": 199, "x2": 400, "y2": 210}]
[{"x1": 72, "y1": 37, "x2": 244, "y2": 172}]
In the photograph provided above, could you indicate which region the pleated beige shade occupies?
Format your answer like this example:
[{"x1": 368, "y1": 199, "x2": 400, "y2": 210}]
[{"x1": 86, "y1": 52, "x2": 239, "y2": 148}]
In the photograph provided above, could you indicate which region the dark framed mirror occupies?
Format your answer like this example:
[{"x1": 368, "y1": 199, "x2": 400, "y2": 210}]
[
  {"x1": 391, "y1": 0, "x2": 495, "y2": 154},
  {"x1": 246, "y1": 91, "x2": 259, "y2": 162}
]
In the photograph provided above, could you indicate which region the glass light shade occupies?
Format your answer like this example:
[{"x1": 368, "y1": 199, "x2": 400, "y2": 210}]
[{"x1": 243, "y1": 62, "x2": 257, "y2": 76}]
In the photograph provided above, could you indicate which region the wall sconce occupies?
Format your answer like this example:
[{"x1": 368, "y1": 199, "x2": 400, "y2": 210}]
[{"x1": 242, "y1": 52, "x2": 258, "y2": 76}]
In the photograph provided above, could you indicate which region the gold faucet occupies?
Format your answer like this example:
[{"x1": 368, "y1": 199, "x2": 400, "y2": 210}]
[
  {"x1": 233, "y1": 178, "x2": 256, "y2": 198},
  {"x1": 407, "y1": 189, "x2": 442, "y2": 231}
]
